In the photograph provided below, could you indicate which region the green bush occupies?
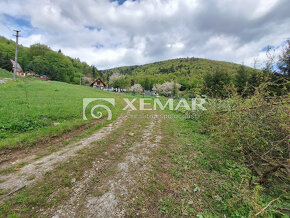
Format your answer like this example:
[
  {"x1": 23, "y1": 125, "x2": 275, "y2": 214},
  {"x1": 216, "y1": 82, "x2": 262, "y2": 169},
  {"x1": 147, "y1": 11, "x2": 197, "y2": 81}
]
[
  {"x1": 196, "y1": 86, "x2": 289, "y2": 199},
  {"x1": 175, "y1": 80, "x2": 289, "y2": 215}
]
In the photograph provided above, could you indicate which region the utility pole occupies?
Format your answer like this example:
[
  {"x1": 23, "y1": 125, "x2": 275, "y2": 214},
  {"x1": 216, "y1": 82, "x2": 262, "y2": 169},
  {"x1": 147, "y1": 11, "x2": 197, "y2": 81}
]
[{"x1": 13, "y1": 30, "x2": 21, "y2": 81}]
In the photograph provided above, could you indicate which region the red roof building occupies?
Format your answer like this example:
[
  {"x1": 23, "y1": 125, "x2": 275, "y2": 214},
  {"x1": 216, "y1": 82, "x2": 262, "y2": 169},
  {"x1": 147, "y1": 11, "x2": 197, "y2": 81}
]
[{"x1": 90, "y1": 78, "x2": 107, "y2": 89}]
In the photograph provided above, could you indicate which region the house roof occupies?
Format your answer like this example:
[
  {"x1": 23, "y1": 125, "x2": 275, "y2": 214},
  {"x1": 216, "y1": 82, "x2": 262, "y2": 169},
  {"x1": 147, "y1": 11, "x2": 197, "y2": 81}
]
[
  {"x1": 90, "y1": 78, "x2": 107, "y2": 87},
  {"x1": 10, "y1": 59, "x2": 23, "y2": 72}
]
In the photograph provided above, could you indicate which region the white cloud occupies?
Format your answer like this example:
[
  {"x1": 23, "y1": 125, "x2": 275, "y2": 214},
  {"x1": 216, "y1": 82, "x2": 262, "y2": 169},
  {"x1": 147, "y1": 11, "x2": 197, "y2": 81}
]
[
  {"x1": 20, "y1": 34, "x2": 45, "y2": 47},
  {"x1": 252, "y1": 0, "x2": 280, "y2": 19},
  {"x1": 0, "y1": 0, "x2": 289, "y2": 69}
]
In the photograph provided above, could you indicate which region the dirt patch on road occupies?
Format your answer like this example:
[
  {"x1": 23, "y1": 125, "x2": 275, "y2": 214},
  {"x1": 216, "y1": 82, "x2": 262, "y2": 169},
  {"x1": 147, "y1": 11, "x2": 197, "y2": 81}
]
[{"x1": 0, "y1": 118, "x2": 107, "y2": 171}]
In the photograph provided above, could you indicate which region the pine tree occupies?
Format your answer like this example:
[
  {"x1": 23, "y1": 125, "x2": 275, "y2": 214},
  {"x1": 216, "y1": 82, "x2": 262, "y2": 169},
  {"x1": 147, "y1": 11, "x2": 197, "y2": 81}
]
[{"x1": 235, "y1": 65, "x2": 250, "y2": 97}]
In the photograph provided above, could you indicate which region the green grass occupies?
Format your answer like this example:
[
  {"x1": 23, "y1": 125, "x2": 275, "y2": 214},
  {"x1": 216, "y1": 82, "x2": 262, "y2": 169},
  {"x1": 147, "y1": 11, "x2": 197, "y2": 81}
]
[
  {"x1": 0, "y1": 162, "x2": 27, "y2": 175},
  {"x1": 0, "y1": 68, "x2": 13, "y2": 79},
  {"x1": 0, "y1": 79, "x2": 123, "y2": 149},
  {"x1": 130, "y1": 107, "x2": 289, "y2": 217}
]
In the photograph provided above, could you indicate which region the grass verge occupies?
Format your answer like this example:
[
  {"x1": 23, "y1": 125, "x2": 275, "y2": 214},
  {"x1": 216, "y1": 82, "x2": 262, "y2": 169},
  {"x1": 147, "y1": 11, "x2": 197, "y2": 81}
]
[{"x1": 130, "y1": 108, "x2": 289, "y2": 217}]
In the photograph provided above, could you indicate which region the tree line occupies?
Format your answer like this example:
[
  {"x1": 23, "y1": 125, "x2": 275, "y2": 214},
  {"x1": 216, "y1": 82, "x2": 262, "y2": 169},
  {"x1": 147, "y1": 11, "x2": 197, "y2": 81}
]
[{"x1": 0, "y1": 36, "x2": 100, "y2": 84}]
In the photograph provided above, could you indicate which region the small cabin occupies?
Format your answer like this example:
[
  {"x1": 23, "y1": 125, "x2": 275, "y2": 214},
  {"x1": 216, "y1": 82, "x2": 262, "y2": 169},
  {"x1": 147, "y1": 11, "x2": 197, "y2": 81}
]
[
  {"x1": 10, "y1": 59, "x2": 25, "y2": 76},
  {"x1": 90, "y1": 78, "x2": 107, "y2": 89}
]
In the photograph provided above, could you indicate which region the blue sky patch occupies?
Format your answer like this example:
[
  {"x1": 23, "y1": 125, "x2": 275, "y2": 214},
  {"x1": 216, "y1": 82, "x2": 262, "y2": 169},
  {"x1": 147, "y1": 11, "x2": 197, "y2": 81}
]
[
  {"x1": 261, "y1": 45, "x2": 274, "y2": 52},
  {"x1": 93, "y1": 44, "x2": 104, "y2": 49},
  {"x1": 84, "y1": 25, "x2": 102, "y2": 31},
  {"x1": 110, "y1": 0, "x2": 136, "y2": 5},
  {"x1": 2, "y1": 14, "x2": 36, "y2": 37},
  {"x1": 3, "y1": 14, "x2": 32, "y2": 28},
  {"x1": 261, "y1": 40, "x2": 288, "y2": 52}
]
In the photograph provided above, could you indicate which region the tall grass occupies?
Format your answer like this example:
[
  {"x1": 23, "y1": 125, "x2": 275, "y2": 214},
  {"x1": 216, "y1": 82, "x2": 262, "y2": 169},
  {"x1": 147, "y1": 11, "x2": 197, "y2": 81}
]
[
  {"x1": 174, "y1": 80, "x2": 289, "y2": 215},
  {"x1": 198, "y1": 89, "x2": 289, "y2": 183}
]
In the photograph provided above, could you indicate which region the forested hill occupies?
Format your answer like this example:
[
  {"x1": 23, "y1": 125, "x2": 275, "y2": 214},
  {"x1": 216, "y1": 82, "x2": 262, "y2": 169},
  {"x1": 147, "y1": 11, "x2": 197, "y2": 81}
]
[
  {"x1": 0, "y1": 36, "x2": 99, "y2": 84},
  {"x1": 101, "y1": 57, "x2": 261, "y2": 94},
  {"x1": 101, "y1": 57, "x2": 246, "y2": 76}
]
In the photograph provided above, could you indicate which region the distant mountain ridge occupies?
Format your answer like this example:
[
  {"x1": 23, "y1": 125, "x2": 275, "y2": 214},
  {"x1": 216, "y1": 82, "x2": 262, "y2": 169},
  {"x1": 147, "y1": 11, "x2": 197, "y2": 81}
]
[{"x1": 101, "y1": 57, "x2": 254, "y2": 76}]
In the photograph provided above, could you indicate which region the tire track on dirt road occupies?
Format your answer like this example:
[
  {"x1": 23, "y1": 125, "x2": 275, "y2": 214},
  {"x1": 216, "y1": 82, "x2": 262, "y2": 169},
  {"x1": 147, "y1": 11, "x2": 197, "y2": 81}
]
[
  {"x1": 49, "y1": 114, "x2": 162, "y2": 218},
  {"x1": 0, "y1": 115, "x2": 127, "y2": 194}
]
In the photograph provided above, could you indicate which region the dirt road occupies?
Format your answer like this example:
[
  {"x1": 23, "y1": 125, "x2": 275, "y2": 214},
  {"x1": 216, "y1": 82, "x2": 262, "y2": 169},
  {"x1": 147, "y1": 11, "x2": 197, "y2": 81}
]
[
  {"x1": 0, "y1": 115, "x2": 126, "y2": 192},
  {"x1": 0, "y1": 110, "x2": 166, "y2": 217}
]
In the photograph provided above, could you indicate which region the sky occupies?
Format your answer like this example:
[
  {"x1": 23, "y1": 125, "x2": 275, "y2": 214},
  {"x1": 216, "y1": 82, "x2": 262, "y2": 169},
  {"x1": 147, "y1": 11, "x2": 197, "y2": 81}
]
[{"x1": 0, "y1": 0, "x2": 289, "y2": 70}]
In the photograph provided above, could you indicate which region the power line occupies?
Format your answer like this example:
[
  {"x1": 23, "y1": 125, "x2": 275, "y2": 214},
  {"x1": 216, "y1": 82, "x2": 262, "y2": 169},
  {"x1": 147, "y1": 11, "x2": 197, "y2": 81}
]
[{"x1": 13, "y1": 30, "x2": 21, "y2": 81}]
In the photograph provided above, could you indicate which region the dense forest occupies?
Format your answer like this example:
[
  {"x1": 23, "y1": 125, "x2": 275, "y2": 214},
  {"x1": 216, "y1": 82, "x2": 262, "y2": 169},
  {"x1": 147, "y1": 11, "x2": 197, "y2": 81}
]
[{"x1": 0, "y1": 36, "x2": 99, "y2": 84}]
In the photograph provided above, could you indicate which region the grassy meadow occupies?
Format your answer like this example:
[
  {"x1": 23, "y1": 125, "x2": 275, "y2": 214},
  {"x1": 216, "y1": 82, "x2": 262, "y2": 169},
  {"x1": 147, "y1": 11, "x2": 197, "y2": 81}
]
[
  {"x1": 0, "y1": 68, "x2": 13, "y2": 79},
  {"x1": 0, "y1": 77, "x2": 123, "y2": 150}
]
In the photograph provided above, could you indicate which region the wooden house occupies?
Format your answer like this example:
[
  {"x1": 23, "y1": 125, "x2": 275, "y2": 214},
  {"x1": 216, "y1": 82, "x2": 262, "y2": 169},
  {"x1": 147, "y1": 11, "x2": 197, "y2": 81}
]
[
  {"x1": 90, "y1": 78, "x2": 107, "y2": 89},
  {"x1": 10, "y1": 59, "x2": 25, "y2": 76}
]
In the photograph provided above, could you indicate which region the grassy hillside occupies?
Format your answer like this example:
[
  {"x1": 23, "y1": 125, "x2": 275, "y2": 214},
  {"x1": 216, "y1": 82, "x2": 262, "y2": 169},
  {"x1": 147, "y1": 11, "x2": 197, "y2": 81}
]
[{"x1": 0, "y1": 79, "x2": 123, "y2": 150}]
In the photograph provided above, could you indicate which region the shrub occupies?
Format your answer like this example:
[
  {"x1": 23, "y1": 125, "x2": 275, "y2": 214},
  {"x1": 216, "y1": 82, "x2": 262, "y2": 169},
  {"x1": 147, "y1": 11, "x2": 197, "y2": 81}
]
[
  {"x1": 129, "y1": 84, "x2": 143, "y2": 93},
  {"x1": 198, "y1": 87, "x2": 289, "y2": 188},
  {"x1": 152, "y1": 81, "x2": 181, "y2": 97},
  {"x1": 109, "y1": 73, "x2": 129, "y2": 88}
]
